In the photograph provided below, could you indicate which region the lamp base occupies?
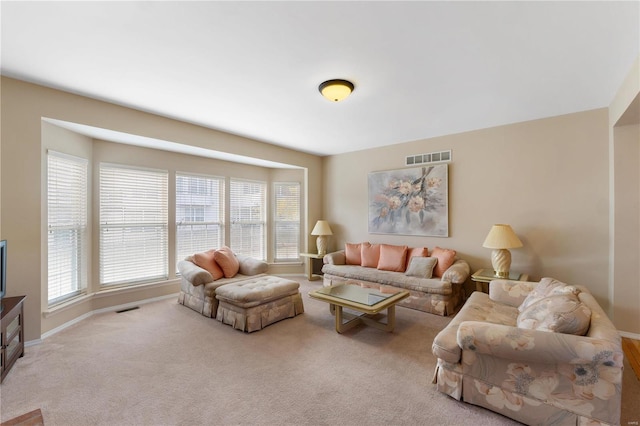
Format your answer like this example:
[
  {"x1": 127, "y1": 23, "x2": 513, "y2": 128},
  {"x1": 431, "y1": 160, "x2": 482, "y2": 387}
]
[
  {"x1": 316, "y1": 235, "x2": 328, "y2": 256},
  {"x1": 491, "y1": 248, "x2": 511, "y2": 278}
]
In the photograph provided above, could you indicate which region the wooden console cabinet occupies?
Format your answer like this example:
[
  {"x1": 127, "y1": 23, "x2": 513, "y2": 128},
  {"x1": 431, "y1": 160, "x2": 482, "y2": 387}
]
[{"x1": 1, "y1": 296, "x2": 26, "y2": 383}]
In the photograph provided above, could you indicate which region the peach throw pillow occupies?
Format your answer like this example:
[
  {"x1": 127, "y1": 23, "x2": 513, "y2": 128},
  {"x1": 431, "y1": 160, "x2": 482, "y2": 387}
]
[
  {"x1": 431, "y1": 247, "x2": 457, "y2": 278},
  {"x1": 213, "y1": 246, "x2": 240, "y2": 278},
  {"x1": 360, "y1": 243, "x2": 380, "y2": 268},
  {"x1": 345, "y1": 243, "x2": 362, "y2": 265},
  {"x1": 192, "y1": 249, "x2": 224, "y2": 280},
  {"x1": 378, "y1": 244, "x2": 408, "y2": 272},
  {"x1": 405, "y1": 247, "x2": 428, "y2": 270}
]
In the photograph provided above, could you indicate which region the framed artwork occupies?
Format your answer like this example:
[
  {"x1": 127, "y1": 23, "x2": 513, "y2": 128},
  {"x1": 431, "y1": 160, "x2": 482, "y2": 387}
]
[{"x1": 368, "y1": 164, "x2": 448, "y2": 237}]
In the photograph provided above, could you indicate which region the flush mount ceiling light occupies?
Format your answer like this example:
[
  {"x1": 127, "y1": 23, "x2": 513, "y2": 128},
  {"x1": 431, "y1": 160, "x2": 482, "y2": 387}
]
[{"x1": 318, "y1": 79, "x2": 354, "y2": 102}]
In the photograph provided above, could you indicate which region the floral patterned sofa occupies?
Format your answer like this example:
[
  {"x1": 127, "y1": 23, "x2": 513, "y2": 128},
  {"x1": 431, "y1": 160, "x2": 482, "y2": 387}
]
[
  {"x1": 177, "y1": 248, "x2": 268, "y2": 317},
  {"x1": 322, "y1": 243, "x2": 470, "y2": 316},
  {"x1": 431, "y1": 278, "x2": 623, "y2": 425}
]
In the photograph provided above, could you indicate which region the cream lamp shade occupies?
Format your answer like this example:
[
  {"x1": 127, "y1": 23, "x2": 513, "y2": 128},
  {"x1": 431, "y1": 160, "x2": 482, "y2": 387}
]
[
  {"x1": 319, "y1": 79, "x2": 354, "y2": 102},
  {"x1": 482, "y1": 224, "x2": 523, "y2": 278},
  {"x1": 311, "y1": 220, "x2": 333, "y2": 256}
]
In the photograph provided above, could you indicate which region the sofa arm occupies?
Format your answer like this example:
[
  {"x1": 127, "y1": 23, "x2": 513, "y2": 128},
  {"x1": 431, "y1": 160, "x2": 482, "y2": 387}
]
[
  {"x1": 441, "y1": 259, "x2": 470, "y2": 284},
  {"x1": 489, "y1": 279, "x2": 537, "y2": 308},
  {"x1": 456, "y1": 321, "x2": 623, "y2": 367},
  {"x1": 323, "y1": 250, "x2": 346, "y2": 265},
  {"x1": 236, "y1": 255, "x2": 268, "y2": 276},
  {"x1": 177, "y1": 260, "x2": 213, "y2": 286}
]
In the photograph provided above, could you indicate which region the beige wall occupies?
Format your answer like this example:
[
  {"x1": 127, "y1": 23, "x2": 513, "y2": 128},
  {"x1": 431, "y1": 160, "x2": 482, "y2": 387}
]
[
  {"x1": 324, "y1": 109, "x2": 615, "y2": 317},
  {"x1": 1, "y1": 77, "x2": 321, "y2": 341},
  {"x1": 612, "y1": 124, "x2": 640, "y2": 334},
  {"x1": 610, "y1": 55, "x2": 640, "y2": 335}
]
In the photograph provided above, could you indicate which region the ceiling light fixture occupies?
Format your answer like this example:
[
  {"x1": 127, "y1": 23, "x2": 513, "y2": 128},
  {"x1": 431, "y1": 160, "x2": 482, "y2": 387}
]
[{"x1": 319, "y1": 79, "x2": 354, "y2": 102}]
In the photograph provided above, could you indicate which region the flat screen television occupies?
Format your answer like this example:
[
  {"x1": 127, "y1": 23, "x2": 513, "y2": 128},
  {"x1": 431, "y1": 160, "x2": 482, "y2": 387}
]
[{"x1": 0, "y1": 240, "x2": 6, "y2": 303}]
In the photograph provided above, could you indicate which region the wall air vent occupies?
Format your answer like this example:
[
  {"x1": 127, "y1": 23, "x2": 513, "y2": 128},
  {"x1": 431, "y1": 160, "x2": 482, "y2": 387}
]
[{"x1": 405, "y1": 150, "x2": 451, "y2": 166}]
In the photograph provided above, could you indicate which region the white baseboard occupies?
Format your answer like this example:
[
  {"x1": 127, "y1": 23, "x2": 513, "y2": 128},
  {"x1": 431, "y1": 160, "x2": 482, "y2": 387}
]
[
  {"x1": 619, "y1": 330, "x2": 640, "y2": 340},
  {"x1": 38, "y1": 292, "x2": 179, "y2": 342}
]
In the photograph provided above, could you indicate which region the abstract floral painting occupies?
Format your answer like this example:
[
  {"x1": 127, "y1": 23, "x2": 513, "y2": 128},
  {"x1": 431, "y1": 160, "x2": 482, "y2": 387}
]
[{"x1": 368, "y1": 164, "x2": 448, "y2": 237}]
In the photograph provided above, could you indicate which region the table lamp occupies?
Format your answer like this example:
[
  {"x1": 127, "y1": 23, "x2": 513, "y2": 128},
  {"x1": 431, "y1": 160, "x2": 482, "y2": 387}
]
[
  {"x1": 311, "y1": 220, "x2": 333, "y2": 256},
  {"x1": 482, "y1": 224, "x2": 523, "y2": 278}
]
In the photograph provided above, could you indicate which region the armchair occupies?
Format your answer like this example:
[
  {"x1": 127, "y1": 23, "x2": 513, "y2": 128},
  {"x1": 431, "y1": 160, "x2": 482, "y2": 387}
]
[{"x1": 432, "y1": 278, "x2": 623, "y2": 425}]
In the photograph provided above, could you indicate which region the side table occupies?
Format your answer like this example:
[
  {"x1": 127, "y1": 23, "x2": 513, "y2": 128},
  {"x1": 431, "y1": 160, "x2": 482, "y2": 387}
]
[
  {"x1": 471, "y1": 269, "x2": 529, "y2": 293},
  {"x1": 1, "y1": 295, "x2": 26, "y2": 383},
  {"x1": 300, "y1": 253, "x2": 324, "y2": 281}
]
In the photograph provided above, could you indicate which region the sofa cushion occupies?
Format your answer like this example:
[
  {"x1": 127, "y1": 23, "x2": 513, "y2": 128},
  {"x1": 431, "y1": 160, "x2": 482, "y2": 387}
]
[
  {"x1": 517, "y1": 294, "x2": 591, "y2": 335},
  {"x1": 489, "y1": 279, "x2": 538, "y2": 307},
  {"x1": 361, "y1": 243, "x2": 380, "y2": 267},
  {"x1": 432, "y1": 291, "x2": 519, "y2": 363},
  {"x1": 213, "y1": 246, "x2": 240, "y2": 278},
  {"x1": 405, "y1": 256, "x2": 438, "y2": 278},
  {"x1": 215, "y1": 275, "x2": 300, "y2": 308},
  {"x1": 431, "y1": 247, "x2": 456, "y2": 278},
  {"x1": 377, "y1": 244, "x2": 408, "y2": 272},
  {"x1": 237, "y1": 255, "x2": 268, "y2": 276},
  {"x1": 322, "y1": 264, "x2": 453, "y2": 295},
  {"x1": 192, "y1": 250, "x2": 224, "y2": 280},
  {"x1": 345, "y1": 243, "x2": 362, "y2": 265},
  {"x1": 405, "y1": 247, "x2": 428, "y2": 270},
  {"x1": 518, "y1": 277, "x2": 580, "y2": 312}
]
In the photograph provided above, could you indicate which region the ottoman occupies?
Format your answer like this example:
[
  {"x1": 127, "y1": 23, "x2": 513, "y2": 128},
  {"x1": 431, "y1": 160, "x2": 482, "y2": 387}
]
[{"x1": 215, "y1": 276, "x2": 304, "y2": 332}]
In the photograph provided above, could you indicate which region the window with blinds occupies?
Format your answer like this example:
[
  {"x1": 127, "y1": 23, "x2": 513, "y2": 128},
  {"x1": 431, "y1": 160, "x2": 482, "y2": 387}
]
[
  {"x1": 274, "y1": 182, "x2": 301, "y2": 262},
  {"x1": 47, "y1": 151, "x2": 88, "y2": 305},
  {"x1": 99, "y1": 164, "x2": 168, "y2": 286},
  {"x1": 230, "y1": 179, "x2": 266, "y2": 260},
  {"x1": 176, "y1": 173, "x2": 225, "y2": 266}
]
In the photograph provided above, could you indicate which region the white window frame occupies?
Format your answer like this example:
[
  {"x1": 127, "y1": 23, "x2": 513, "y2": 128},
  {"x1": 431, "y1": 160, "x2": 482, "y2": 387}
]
[
  {"x1": 176, "y1": 173, "x2": 225, "y2": 266},
  {"x1": 99, "y1": 163, "x2": 168, "y2": 286},
  {"x1": 273, "y1": 181, "x2": 301, "y2": 262},
  {"x1": 229, "y1": 178, "x2": 266, "y2": 260},
  {"x1": 47, "y1": 150, "x2": 89, "y2": 305}
]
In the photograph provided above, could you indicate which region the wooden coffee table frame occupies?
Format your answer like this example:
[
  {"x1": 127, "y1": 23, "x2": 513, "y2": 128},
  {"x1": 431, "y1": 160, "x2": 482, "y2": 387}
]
[{"x1": 309, "y1": 284, "x2": 409, "y2": 333}]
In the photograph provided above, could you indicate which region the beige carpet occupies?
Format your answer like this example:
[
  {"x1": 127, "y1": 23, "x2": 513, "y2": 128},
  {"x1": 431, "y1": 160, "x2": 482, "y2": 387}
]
[{"x1": 1, "y1": 278, "x2": 638, "y2": 426}]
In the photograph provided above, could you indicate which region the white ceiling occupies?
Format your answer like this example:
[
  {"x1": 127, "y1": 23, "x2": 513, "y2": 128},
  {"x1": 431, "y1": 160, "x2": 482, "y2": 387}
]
[{"x1": 2, "y1": 1, "x2": 639, "y2": 158}]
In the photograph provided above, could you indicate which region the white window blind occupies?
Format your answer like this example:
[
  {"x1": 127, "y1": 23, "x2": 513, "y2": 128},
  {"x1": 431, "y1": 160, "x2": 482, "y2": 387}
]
[
  {"x1": 274, "y1": 182, "x2": 300, "y2": 262},
  {"x1": 100, "y1": 164, "x2": 168, "y2": 286},
  {"x1": 230, "y1": 179, "x2": 266, "y2": 260},
  {"x1": 47, "y1": 151, "x2": 88, "y2": 305},
  {"x1": 176, "y1": 173, "x2": 225, "y2": 265}
]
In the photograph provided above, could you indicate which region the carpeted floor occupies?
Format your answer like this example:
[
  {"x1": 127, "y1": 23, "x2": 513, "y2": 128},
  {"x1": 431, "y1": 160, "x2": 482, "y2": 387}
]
[{"x1": 1, "y1": 277, "x2": 638, "y2": 425}]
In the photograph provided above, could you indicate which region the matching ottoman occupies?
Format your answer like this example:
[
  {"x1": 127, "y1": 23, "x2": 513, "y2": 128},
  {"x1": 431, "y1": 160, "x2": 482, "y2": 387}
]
[{"x1": 215, "y1": 276, "x2": 304, "y2": 332}]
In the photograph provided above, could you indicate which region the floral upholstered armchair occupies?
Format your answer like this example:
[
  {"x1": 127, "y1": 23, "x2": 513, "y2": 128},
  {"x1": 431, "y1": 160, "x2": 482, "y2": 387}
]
[{"x1": 432, "y1": 278, "x2": 623, "y2": 425}]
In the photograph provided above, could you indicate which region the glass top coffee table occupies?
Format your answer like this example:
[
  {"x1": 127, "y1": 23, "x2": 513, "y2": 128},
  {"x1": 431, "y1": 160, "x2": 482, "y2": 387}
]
[{"x1": 309, "y1": 282, "x2": 409, "y2": 334}]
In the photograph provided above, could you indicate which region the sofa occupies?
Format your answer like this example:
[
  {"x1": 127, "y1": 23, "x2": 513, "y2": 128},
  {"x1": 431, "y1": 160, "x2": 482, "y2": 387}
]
[
  {"x1": 321, "y1": 243, "x2": 470, "y2": 316},
  {"x1": 432, "y1": 278, "x2": 623, "y2": 425},
  {"x1": 177, "y1": 249, "x2": 269, "y2": 317}
]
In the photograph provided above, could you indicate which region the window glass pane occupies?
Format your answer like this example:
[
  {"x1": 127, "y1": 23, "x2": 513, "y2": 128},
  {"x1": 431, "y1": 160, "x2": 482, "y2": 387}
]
[
  {"x1": 176, "y1": 173, "x2": 225, "y2": 266},
  {"x1": 274, "y1": 182, "x2": 300, "y2": 262},
  {"x1": 230, "y1": 179, "x2": 266, "y2": 260},
  {"x1": 47, "y1": 151, "x2": 88, "y2": 305},
  {"x1": 100, "y1": 164, "x2": 168, "y2": 286}
]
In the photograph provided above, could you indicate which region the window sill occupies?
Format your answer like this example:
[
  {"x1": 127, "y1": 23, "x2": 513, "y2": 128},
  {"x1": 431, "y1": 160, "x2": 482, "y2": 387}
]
[
  {"x1": 95, "y1": 278, "x2": 179, "y2": 298},
  {"x1": 44, "y1": 293, "x2": 93, "y2": 317}
]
